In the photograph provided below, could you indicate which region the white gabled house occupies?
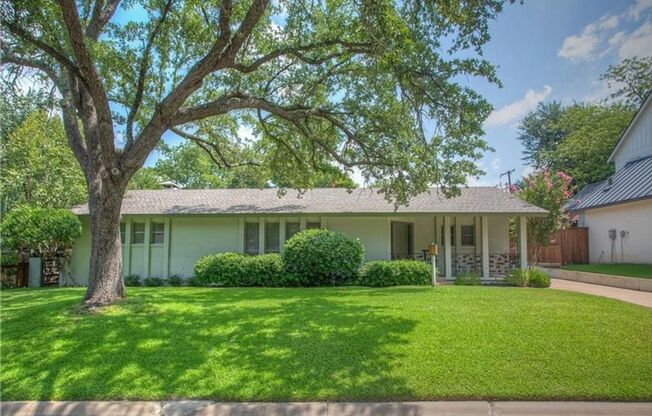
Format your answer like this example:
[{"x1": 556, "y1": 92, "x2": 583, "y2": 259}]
[{"x1": 566, "y1": 93, "x2": 652, "y2": 264}]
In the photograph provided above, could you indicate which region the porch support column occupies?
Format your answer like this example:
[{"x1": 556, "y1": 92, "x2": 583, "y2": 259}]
[
  {"x1": 444, "y1": 216, "x2": 452, "y2": 278},
  {"x1": 259, "y1": 218, "x2": 265, "y2": 255},
  {"x1": 279, "y1": 218, "x2": 286, "y2": 254},
  {"x1": 481, "y1": 216, "x2": 489, "y2": 279},
  {"x1": 519, "y1": 216, "x2": 528, "y2": 269}
]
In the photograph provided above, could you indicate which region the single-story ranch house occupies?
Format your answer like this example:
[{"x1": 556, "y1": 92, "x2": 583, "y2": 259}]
[{"x1": 70, "y1": 187, "x2": 547, "y2": 284}]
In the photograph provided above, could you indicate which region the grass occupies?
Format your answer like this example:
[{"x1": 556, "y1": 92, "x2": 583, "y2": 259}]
[
  {"x1": 562, "y1": 263, "x2": 652, "y2": 279},
  {"x1": 1, "y1": 286, "x2": 652, "y2": 401}
]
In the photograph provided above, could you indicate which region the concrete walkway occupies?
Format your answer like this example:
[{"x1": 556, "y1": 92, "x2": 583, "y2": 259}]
[
  {"x1": 551, "y1": 278, "x2": 652, "y2": 308},
  {"x1": 3, "y1": 401, "x2": 652, "y2": 416}
]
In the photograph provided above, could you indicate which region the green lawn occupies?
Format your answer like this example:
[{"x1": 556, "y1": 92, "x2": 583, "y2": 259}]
[
  {"x1": 562, "y1": 263, "x2": 652, "y2": 279},
  {"x1": 1, "y1": 287, "x2": 652, "y2": 401}
]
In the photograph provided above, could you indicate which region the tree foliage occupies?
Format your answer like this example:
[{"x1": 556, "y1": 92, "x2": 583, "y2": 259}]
[
  {"x1": 600, "y1": 56, "x2": 652, "y2": 107},
  {"x1": 515, "y1": 170, "x2": 573, "y2": 263},
  {"x1": 0, "y1": 111, "x2": 87, "y2": 212},
  {"x1": 0, "y1": 206, "x2": 82, "y2": 258},
  {"x1": 549, "y1": 103, "x2": 633, "y2": 189},
  {"x1": 516, "y1": 101, "x2": 566, "y2": 169}
]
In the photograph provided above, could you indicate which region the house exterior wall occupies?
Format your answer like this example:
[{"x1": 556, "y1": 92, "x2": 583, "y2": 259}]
[
  {"x1": 68, "y1": 213, "x2": 515, "y2": 284},
  {"x1": 581, "y1": 199, "x2": 652, "y2": 264},
  {"x1": 613, "y1": 100, "x2": 652, "y2": 171}
]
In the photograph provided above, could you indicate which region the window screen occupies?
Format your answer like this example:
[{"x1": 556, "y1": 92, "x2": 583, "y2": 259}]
[
  {"x1": 306, "y1": 221, "x2": 321, "y2": 230},
  {"x1": 461, "y1": 225, "x2": 475, "y2": 246},
  {"x1": 286, "y1": 222, "x2": 300, "y2": 240},
  {"x1": 245, "y1": 222, "x2": 259, "y2": 255},
  {"x1": 265, "y1": 222, "x2": 280, "y2": 253},
  {"x1": 120, "y1": 223, "x2": 126, "y2": 244},
  {"x1": 151, "y1": 222, "x2": 165, "y2": 244},
  {"x1": 132, "y1": 223, "x2": 145, "y2": 244}
]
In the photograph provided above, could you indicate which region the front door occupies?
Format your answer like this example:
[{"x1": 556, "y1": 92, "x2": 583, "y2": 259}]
[{"x1": 391, "y1": 221, "x2": 413, "y2": 259}]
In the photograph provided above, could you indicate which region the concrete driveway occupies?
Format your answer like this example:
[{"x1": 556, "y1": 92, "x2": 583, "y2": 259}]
[{"x1": 551, "y1": 278, "x2": 652, "y2": 308}]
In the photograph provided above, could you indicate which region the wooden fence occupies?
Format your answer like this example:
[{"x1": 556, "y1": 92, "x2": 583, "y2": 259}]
[{"x1": 532, "y1": 227, "x2": 589, "y2": 266}]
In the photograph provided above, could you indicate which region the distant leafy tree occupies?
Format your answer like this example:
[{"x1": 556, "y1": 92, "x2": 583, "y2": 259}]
[
  {"x1": 515, "y1": 170, "x2": 573, "y2": 264},
  {"x1": 127, "y1": 167, "x2": 163, "y2": 190},
  {"x1": 0, "y1": 111, "x2": 87, "y2": 212},
  {"x1": 0, "y1": 85, "x2": 53, "y2": 142},
  {"x1": 600, "y1": 56, "x2": 652, "y2": 107},
  {"x1": 549, "y1": 103, "x2": 633, "y2": 189},
  {"x1": 516, "y1": 101, "x2": 566, "y2": 169}
]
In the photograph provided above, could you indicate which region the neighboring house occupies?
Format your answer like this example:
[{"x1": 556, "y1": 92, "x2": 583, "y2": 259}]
[
  {"x1": 70, "y1": 187, "x2": 546, "y2": 284},
  {"x1": 566, "y1": 93, "x2": 652, "y2": 264}
]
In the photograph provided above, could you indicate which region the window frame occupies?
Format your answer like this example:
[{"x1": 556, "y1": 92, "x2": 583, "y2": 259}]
[
  {"x1": 264, "y1": 221, "x2": 280, "y2": 253},
  {"x1": 285, "y1": 221, "x2": 300, "y2": 241},
  {"x1": 460, "y1": 225, "x2": 475, "y2": 246},
  {"x1": 151, "y1": 222, "x2": 165, "y2": 245},
  {"x1": 131, "y1": 222, "x2": 145, "y2": 244},
  {"x1": 120, "y1": 223, "x2": 126, "y2": 244},
  {"x1": 244, "y1": 222, "x2": 260, "y2": 255}
]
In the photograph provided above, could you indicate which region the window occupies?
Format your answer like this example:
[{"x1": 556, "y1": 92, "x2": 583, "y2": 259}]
[
  {"x1": 306, "y1": 221, "x2": 321, "y2": 230},
  {"x1": 265, "y1": 222, "x2": 280, "y2": 253},
  {"x1": 440, "y1": 225, "x2": 455, "y2": 246},
  {"x1": 461, "y1": 225, "x2": 475, "y2": 246},
  {"x1": 132, "y1": 223, "x2": 145, "y2": 244},
  {"x1": 286, "y1": 222, "x2": 300, "y2": 240},
  {"x1": 245, "y1": 222, "x2": 259, "y2": 255},
  {"x1": 120, "y1": 223, "x2": 126, "y2": 244},
  {"x1": 151, "y1": 222, "x2": 165, "y2": 244}
]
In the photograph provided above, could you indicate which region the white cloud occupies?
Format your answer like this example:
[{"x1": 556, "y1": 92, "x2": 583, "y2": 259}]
[
  {"x1": 628, "y1": 0, "x2": 652, "y2": 20},
  {"x1": 484, "y1": 85, "x2": 552, "y2": 128},
  {"x1": 558, "y1": 14, "x2": 619, "y2": 61},
  {"x1": 614, "y1": 21, "x2": 652, "y2": 59}
]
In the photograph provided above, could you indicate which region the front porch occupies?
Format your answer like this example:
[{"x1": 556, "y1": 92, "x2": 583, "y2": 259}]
[{"x1": 388, "y1": 215, "x2": 528, "y2": 281}]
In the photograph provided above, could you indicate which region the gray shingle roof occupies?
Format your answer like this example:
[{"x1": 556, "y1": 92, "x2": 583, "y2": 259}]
[
  {"x1": 73, "y1": 187, "x2": 547, "y2": 216},
  {"x1": 565, "y1": 156, "x2": 652, "y2": 211}
]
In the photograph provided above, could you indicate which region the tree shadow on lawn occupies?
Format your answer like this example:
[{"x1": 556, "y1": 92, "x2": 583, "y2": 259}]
[{"x1": 1, "y1": 287, "x2": 419, "y2": 401}]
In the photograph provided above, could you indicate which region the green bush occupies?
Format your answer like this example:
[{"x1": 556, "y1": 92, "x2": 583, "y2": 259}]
[
  {"x1": 124, "y1": 274, "x2": 141, "y2": 286},
  {"x1": 455, "y1": 272, "x2": 481, "y2": 286},
  {"x1": 506, "y1": 269, "x2": 529, "y2": 287},
  {"x1": 186, "y1": 276, "x2": 201, "y2": 287},
  {"x1": 506, "y1": 268, "x2": 551, "y2": 288},
  {"x1": 358, "y1": 260, "x2": 432, "y2": 287},
  {"x1": 167, "y1": 275, "x2": 183, "y2": 286},
  {"x1": 282, "y1": 229, "x2": 364, "y2": 286},
  {"x1": 527, "y1": 268, "x2": 551, "y2": 288},
  {"x1": 143, "y1": 277, "x2": 164, "y2": 287},
  {"x1": 194, "y1": 253, "x2": 285, "y2": 287}
]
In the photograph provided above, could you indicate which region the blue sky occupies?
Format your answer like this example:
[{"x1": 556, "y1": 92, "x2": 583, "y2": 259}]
[
  {"x1": 138, "y1": 0, "x2": 652, "y2": 187},
  {"x1": 468, "y1": 0, "x2": 652, "y2": 187}
]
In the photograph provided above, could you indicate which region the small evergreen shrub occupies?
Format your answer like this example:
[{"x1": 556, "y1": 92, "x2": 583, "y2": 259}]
[
  {"x1": 282, "y1": 229, "x2": 364, "y2": 286},
  {"x1": 506, "y1": 268, "x2": 529, "y2": 287},
  {"x1": 194, "y1": 253, "x2": 285, "y2": 286},
  {"x1": 186, "y1": 276, "x2": 201, "y2": 287},
  {"x1": 143, "y1": 277, "x2": 164, "y2": 287},
  {"x1": 527, "y1": 268, "x2": 551, "y2": 288},
  {"x1": 167, "y1": 275, "x2": 183, "y2": 286},
  {"x1": 358, "y1": 260, "x2": 432, "y2": 287},
  {"x1": 124, "y1": 274, "x2": 141, "y2": 286},
  {"x1": 455, "y1": 272, "x2": 481, "y2": 286}
]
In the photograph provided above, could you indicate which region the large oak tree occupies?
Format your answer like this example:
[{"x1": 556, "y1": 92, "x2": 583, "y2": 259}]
[{"x1": 1, "y1": 0, "x2": 504, "y2": 306}]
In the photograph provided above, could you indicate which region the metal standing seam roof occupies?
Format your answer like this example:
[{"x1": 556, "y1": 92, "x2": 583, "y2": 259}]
[
  {"x1": 565, "y1": 155, "x2": 652, "y2": 212},
  {"x1": 72, "y1": 186, "x2": 548, "y2": 216}
]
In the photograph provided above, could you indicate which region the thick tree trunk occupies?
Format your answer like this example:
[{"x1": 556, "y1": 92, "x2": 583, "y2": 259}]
[{"x1": 83, "y1": 183, "x2": 126, "y2": 307}]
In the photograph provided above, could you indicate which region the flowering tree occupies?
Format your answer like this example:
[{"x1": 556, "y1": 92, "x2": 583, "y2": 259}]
[{"x1": 515, "y1": 170, "x2": 573, "y2": 264}]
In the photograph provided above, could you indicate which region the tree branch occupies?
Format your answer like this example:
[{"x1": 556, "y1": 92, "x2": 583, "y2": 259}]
[
  {"x1": 170, "y1": 127, "x2": 260, "y2": 168},
  {"x1": 86, "y1": 0, "x2": 122, "y2": 40},
  {"x1": 0, "y1": 48, "x2": 61, "y2": 88},
  {"x1": 125, "y1": 0, "x2": 175, "y2": 145}
]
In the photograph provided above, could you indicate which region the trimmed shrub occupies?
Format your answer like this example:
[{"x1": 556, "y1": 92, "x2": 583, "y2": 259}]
[
  {"x1": 167, "y1": 275, "x2": 183, "y2": 286},
  {"x1": 358, "y1": 260, "x2": 432, "y2": 287},
  {"x1": 282, "y1": 229, "x2": 364, "y2": 286},
  {"x1": 455, "y1": 272, "x2": 481, "y2": 286},
  {"x1": 194, "y1": 252, "x2": 285, "y2": 287},
  {"x1": 124, "y1": 274, "x2": 141, "y2": 286},
  {"x1": 144, "y1": 277, "x2": 164, "y2": 287},
  {"x1": 506, "y1": 269, "x2": 529, "y2": 287},
  {"x1": 527, "y1": 268, "x2": 551, "y2": 288},
  {"x1": 186, "y1": 276, "x2": 201, "y2": 287}
]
